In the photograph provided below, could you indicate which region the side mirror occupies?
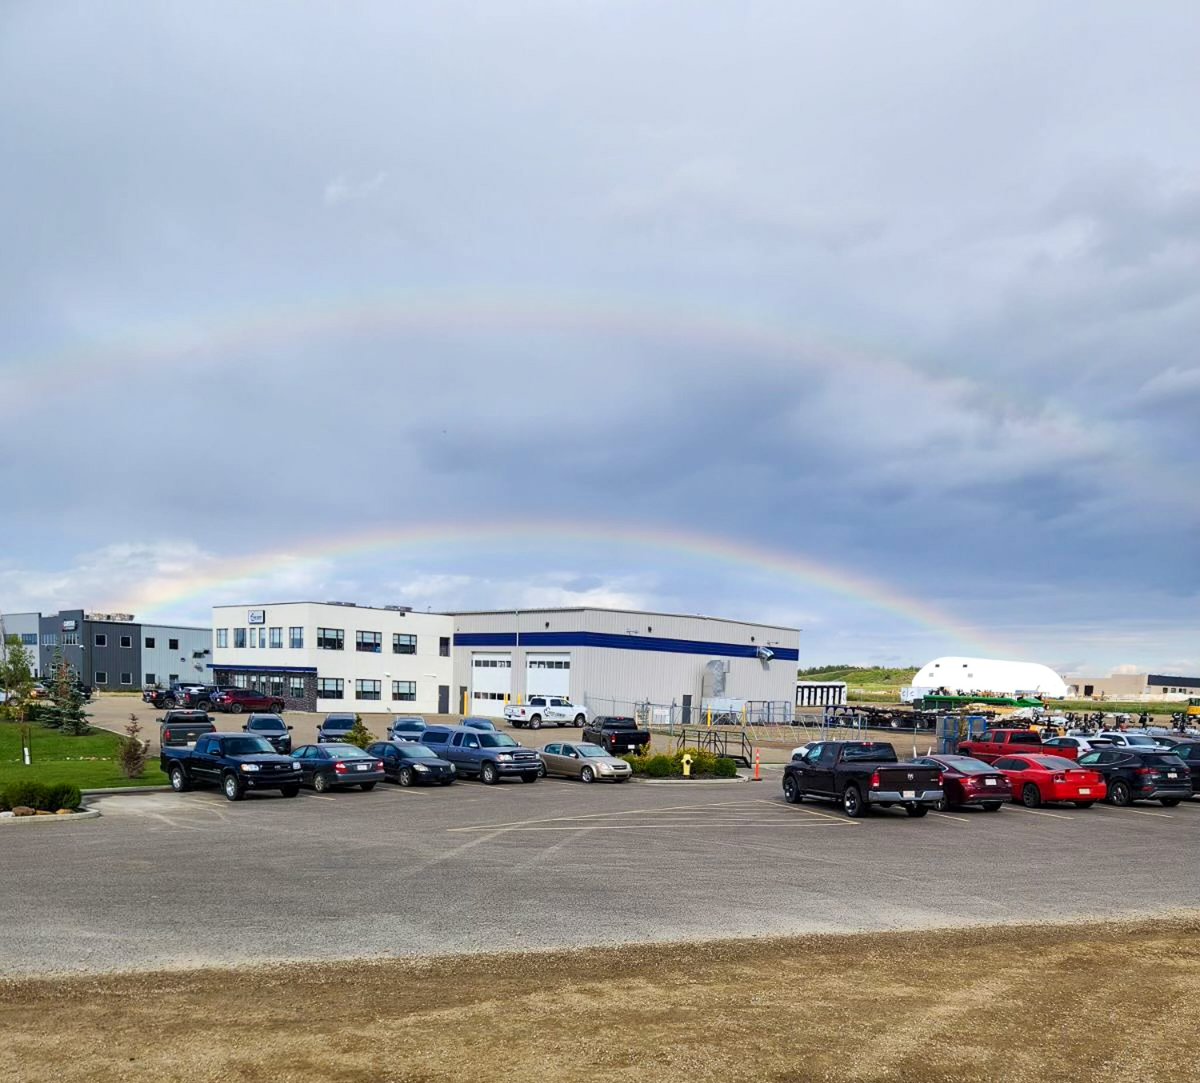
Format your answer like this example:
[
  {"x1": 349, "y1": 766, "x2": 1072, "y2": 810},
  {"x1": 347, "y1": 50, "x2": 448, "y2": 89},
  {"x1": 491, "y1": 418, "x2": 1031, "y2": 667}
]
[{"x1": 287, "y1": 725, "x2": 293, "y2": 731}]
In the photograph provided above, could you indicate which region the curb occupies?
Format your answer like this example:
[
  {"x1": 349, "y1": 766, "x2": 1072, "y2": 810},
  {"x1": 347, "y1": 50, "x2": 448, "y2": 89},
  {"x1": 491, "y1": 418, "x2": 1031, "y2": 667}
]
[
  {"x1": 0, "y1": 807, "x2": 101, "y2": 825},
  {"x1": 637, "y1": 776, "x2": 751, "y2": 785},
  {"x1": 81, "y1": 785, "x2": 173, "y2": 796}
]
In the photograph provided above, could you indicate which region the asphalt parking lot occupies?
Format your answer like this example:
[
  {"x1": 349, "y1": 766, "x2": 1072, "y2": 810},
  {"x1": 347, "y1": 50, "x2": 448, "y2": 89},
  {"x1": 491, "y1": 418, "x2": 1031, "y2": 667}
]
[{"x1": 3, "y1": 775, "x2": 1199, "y2": 976}]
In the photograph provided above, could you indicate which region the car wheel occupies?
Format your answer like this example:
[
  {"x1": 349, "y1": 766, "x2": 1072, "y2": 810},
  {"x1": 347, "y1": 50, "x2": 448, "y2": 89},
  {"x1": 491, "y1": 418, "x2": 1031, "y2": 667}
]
[
  {"x1": 1074, "y1": 801, "x2": 1095, "y2": 808},
  {"x1": 842, "y1": 784, "x2": 866, "y2": 818},
  {"x1": 1109, "y1": 780, "x2": 1131, "y2": 806},
  {"x1": 281, "y1": 785, "x2": 299, "y2": 798},
  {"x1": 222, "y1": 773, "x2": 243, "y2": 802},
  {"x1": 782, "y1": 775, "x2": 801, "y2": 804},
  {"x1": 480, "y1": 761, "x2": 499, "y2": 785},
  {"x1": 581, "y1": 766, "x2": 595, "y2": 783},
  {"x1": 164, "y1": 696, "x2": 177, "y2": 708},
  {"x1": 537, "y1": 762, "x2": 547, "y2": 778},
  {"x1": 574, "y1": 714, "x2": 585, "y2": 726},
  {"x1": 439, "y1": 778, "x2": 454, "y2": 786},
  {"x1": 272, "y1": 702, "x2": 284, "y2": 713},
  {"x1": 933, "y1": 796, "x2": 948, "y2": 812},
  {"x1": 230, "y1": 703, "x2": 243, "y2": 715},
  {"x1": 905, "y1": 805, "x2": 928, "y2": 817},
  {"x1": 1161, "y1": 798, "x2": 1181, "y2": 807},
  {"x1": 981, "y1": 802, "x2": 1002, "y2": 812},
  {"x1": 398, "y1": 767, "x2": 415, "y2": 787},
  {"x1": 1022, "y1": 783, "x2": 1042, "y2": 808},
  {"x1": 521, "y1": 773, "x2": 538, "y2": 783},
  {"x1": 361, "y1": 781, "x2": 377, "y2": 792},
  {"x1": 313, "y1": 773, "x2": 330, "y2": 793},
  {"x1": 529, "y1": 715, "x2": 542, "y2": 730},
  {"x1": 169, "y1": 766, "x2": 190, "y2": 792}
]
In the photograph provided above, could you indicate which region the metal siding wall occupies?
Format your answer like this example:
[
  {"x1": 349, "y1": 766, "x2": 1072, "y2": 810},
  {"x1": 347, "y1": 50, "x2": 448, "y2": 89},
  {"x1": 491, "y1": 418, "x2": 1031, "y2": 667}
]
[
  {"x1": 87, "y1": 620, "x2": 141, "y2": 688},
  {"x1": 0, "y1": 613, "x2": 41, "y2": 677},
  {"x1": 140, "y1": 625, "x2": 212, "y2": 687}
]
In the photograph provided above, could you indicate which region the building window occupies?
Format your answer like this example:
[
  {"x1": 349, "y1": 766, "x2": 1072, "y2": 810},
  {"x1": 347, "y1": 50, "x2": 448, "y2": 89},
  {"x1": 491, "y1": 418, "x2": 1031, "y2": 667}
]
[
  {"x1": 216, "y1": 629, "x2": 228, "y2": 648},
  {"x1": 145, "y1": 672, "x2": 156, "y2": 685},
  {"x1": 289, "y1": 676, "x2": 306, "y2": 698},
  {"x1": 269, "y1": 675, "x2": 284, "y2": 696},
  {"x1": 269, "y1": 627, "x2": 283, "y2": 649},
  {"x1": 95, "y1": 634, "x2": 107, "y2": 647},
  {"x1": 232, "y1": 673, "x2": 247, "y2": 688},
  {"x1": 317, "y1": 628, "x2": 345, "y2": 651},
  {"x1": 257, "y1": 628, "x2": 267, "y2": 648},
  {"x1": 317, "y1": 677, "x2": 344, "y2": 699},
  {"x1": 356, "y1": 679, "x2": 381, "y2": 701},
  {"x1": 392, "y1": 680, "x2": 416, "y2": 702},
  {"x1": 234, "y1": 628, "x2": 247, "y2": 648},
  {"x1": 248, "y1": 630, "x2": 256, "y2": 649},
  {"x1": 439, "y1": 636, "x2": 450, "y2": 657},
  {"x1": 61, "y1": 632, "x2": 79, "y2": 646},
  {"x1": 120, "y1": 672, "x2": 132, "y2": 685},
  {"x1": 393, "y1": 633, "x2": 417, "y2": 655},
  {"x1": 20, "y1": 633, "x2": 38, "y2": 646},
  {"x1": 289, "y1": 627, "x2": 304, "y2": 649},
  {"x1": 169, "y1": 638, "x2": 179, "y2": 650},
  {"x1": 42, "y1": 633, "x2": 58, "y2": 647},
  {"x1": 145, "y1": 636, "x2": 156, "y2": 649},
  {"x1": 95, "y1": 671, "x2": 108, "y2": 685},
  {"x1": 120, "y1": 635, "x2": 132, "y2": 649},
  {"x1": 356, "y1": 630, "x2": 382, "y2": 653}
]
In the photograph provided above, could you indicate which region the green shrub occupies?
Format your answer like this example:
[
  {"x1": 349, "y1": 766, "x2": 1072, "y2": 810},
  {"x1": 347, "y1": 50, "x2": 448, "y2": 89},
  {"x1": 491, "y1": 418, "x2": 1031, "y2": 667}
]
[
  {"x1": 3, "y1": 780, "x2": 44, "y2": 809},
  {"x1": 43, "y1": 782, "x2": 83, "y2": 810},
  {"x1": 0, "y1": 780, "x2": 82, "y2": 811},
  {"x1": 626, "y1": 748, "x2": 741, "y2": 778},
  {"x1": 712, "y1": 756, "x2": 738, "y2": 778}
]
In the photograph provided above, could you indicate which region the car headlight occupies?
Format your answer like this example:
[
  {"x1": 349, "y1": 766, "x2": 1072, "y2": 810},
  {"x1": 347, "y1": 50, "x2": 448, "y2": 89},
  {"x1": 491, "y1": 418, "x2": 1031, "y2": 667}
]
[
  {"x1": 413, "y1": 763, "x2": 429, "y2": 772},
  {"x1": 599, "y1": 764, "x2": 613, "y2": 773},
  {"x1": 240, "y1": 764, "x2": 261, "y2": 773},
  {"x1": 448, "y1": 763, "x2": 456, "y2": 772},
  {"x1": 292, "y1": 761, "x2": 302, "y2": 769},
  {"x1": 496, "y1": 753, "x2": 513, "y2": 761}
]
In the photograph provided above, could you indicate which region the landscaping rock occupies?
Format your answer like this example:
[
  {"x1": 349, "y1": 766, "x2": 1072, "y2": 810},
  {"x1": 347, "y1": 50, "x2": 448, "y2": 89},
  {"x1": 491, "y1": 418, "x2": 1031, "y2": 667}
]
[
  {"x1": 35, "y1": 810, "x2": 53, "y2": 816},
  {"x1": 0, "y1": 811, "x2": 13, "y2": 819},
  {"x1": 12, "y1": 806, "x2": 35, "y2": 817},
  {"x1": 56, "y1": 808, "x2": 74, "y2": 815}
]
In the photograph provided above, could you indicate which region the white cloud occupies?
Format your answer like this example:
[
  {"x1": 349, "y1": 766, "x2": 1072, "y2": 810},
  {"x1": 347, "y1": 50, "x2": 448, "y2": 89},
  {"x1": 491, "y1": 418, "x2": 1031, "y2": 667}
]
[{"x1": 323, "y1": 171, "x2": 387, "y2": 206}]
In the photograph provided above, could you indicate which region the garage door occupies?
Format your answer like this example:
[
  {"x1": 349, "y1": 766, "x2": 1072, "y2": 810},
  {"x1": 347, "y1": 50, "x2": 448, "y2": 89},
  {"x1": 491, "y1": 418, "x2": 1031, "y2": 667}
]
[
  {"x1": 471, "y1": 653, "x2": 512, "y2": 717},
  {"x1": 526, "y1": 653, "x2": 571, "y2": 698}
]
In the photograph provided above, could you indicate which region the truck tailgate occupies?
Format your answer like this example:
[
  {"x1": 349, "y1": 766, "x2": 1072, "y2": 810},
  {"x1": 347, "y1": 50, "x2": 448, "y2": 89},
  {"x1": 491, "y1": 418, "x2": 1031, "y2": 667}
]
[{"x1": 877, "y1": 766, "x2": 940, "y2": 795}]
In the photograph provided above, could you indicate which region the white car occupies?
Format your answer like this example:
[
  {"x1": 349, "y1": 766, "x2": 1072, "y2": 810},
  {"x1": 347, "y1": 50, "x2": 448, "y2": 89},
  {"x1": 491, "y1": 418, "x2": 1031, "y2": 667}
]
[
  {"x1": 791, "y1": 741, "x2": 819, "y2": 761},
  {"x1": 1095, "y1": 730, "x2": 1162, "y2": 751},
  {"x1": 1040, "y1": 735, "x2": 1113, "y2": 757},
  {"x1": 503, "y1": 696, "x2": 589, "y2": 729}
]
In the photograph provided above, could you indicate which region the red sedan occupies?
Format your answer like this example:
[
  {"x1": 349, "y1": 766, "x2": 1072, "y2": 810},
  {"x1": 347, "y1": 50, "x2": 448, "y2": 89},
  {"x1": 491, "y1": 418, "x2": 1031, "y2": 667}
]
[
  {"x1": 992, "y1": 754, "x2": 1106, "y2": 808},
  {"x1": 213, "y1": 687, "x2": 285, "y2": 714},
  {"x1": 914, "y1": 755, "x2": 1011, "y2": 811}
]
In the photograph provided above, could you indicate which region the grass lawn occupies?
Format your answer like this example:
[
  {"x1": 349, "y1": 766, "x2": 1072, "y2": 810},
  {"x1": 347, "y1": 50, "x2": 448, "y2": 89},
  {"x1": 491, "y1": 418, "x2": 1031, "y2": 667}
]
[{"x1": 0, "y1": 722, "x2": 167, "y2": 790}]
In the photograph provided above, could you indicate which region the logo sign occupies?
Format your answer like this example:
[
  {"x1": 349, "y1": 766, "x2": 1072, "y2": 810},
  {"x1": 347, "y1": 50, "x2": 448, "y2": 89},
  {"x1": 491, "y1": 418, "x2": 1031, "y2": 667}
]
[
  {"x1": 247, "y1": 610, "x2": 266, "y2": 625},
  {"x1": 61, "y1": 619, "x2": 78, "y2": 631}
]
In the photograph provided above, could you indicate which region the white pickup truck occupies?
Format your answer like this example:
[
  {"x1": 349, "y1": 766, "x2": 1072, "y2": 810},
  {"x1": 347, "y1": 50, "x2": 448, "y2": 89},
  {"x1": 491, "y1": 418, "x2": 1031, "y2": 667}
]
[{"x1": 503, "y1": 696, "x2": 589, "y2": 729}]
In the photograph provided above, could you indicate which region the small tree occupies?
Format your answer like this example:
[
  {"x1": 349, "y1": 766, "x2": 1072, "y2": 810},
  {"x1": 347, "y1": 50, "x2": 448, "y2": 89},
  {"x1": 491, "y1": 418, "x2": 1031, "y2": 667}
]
[
  {"x1": 46, "y1": 652, "x2": 91, "y2": 736},
  {"x1": 0, "y1": 634, "x2": 36, "y2": 723},
  {"x1": 343, "y1": 714, "x2": 375, "y2": 750},
  {"x1": 116, "y1": 713, "x2": 147, "y2": 779}
]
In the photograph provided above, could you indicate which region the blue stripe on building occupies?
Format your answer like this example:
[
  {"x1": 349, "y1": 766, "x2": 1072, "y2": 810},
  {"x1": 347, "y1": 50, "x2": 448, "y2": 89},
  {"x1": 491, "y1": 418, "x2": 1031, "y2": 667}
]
[
  {"x1": 208, "y1": 663, "x2": 318, "y2": 674},
  {"x1": 453, "y1": 631, "x2": 799, "y2": 662}
]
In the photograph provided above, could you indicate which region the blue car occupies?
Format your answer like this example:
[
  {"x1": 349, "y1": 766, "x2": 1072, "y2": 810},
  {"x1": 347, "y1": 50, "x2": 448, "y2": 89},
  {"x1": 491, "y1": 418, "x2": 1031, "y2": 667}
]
[{"x1": 291, "y1": 743, "x2": 385, "y2": 793}]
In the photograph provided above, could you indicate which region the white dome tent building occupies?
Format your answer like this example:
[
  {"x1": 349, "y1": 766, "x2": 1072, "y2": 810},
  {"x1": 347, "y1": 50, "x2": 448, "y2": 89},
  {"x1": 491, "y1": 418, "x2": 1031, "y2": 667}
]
[{"x1": 909, "y1": 657, "x2": 1069, "y2": 700}]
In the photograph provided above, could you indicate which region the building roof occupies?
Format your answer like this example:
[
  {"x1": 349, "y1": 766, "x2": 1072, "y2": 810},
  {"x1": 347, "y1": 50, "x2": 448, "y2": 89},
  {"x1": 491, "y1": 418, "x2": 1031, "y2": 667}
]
[{"x1": 448, "y1": 606, "x2": 800, "y2": 632}]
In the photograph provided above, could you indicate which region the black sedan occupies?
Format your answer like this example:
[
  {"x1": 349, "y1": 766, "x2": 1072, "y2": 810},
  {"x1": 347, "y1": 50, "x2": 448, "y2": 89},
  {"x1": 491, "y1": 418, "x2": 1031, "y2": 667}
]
[
  {"x1": 291, "y1": 743, "x2": 385, "y2": 792},
  {"x1": 366, "y1": 740, "x2": 456, "y2": 786},
  {"x1": 1076, "y1": 747, "x2": 1192, "y2": 806}
]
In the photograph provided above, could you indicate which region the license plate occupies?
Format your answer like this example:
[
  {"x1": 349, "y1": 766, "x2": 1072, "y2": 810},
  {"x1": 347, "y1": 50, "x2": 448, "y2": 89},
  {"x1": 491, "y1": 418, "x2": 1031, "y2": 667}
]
[
  {"x1": 902, "y1": 790, "x2": 915, "y2": 799},
  {"x1": 985, "y1": 778, "x2": 997, "y2": 786},
  {"x1": 1079, "y1": 788, "x2": 1091, "y2": 795},
  {"x1": 356, "y1": 764, "x2": 368, "y2": 771},
  {"x1": 1168, "y1": 772, "x2": 1178, "y2": 779}
]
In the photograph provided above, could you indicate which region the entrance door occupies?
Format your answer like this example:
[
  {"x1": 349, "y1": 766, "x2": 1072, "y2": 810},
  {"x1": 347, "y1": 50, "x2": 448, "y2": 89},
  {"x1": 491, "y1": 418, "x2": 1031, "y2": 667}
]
[{"x1": 438, "y1": 685, "x2": 449, "y2": 713}]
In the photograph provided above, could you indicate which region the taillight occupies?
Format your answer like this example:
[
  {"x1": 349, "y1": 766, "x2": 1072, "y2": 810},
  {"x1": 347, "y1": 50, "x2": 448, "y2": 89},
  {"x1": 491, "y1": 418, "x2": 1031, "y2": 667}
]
[
  {"x1": 375, "y1": 761, "x2": 384, "y2": 770},
  {"x1": 1136, "y1": 767, "x2": 1155, "y2": 776},
  {"x1": 334, "y1": 761, "x2": 347, "y2": 773},
  {"x1": 1053, "y1": 773, "x2": 1066, "y2": 782},
  {"x1": 870, "y1": 770, "x2": 880, "y2": 788},
  {"x1": 163, "y1": 730, "x2": 171, "y2": 741},
  {"x1": 936, "y1": 772, "x2": 944, "y2": 786}
]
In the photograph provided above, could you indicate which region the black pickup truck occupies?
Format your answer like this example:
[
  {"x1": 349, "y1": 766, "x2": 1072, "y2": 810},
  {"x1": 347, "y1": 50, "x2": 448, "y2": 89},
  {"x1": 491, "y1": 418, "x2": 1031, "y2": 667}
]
[
  {"x1": 158, "y1": 710, "x2": 217, "y2": 748},
  {"x1": 581, "y1": 716, "x2": 652, "y2": 755},
  {"x1": 161, "y1": 732, "x2": 302, "y2": 801},
  {"x1": 782, "y1": 740, "x2": 943, "y2": 818}
]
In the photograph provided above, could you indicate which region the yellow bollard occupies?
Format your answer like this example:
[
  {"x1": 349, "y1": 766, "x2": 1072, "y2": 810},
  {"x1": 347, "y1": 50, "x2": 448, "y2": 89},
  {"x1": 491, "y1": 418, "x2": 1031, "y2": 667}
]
[
  {"x1": 706, "y1": 708, "x2": 712, "y2": 728},
  {"x1": 682, "y1": 753, "x2": 693, "y2": 778}
]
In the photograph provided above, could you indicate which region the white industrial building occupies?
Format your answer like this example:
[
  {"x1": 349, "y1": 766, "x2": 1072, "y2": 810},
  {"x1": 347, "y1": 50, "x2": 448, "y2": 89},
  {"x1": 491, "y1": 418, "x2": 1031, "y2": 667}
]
[
  {"x1": 908, "y1": 656, "x2": 1070, "y2": 699},
  {"x1": 210, "y1": 601, "x2": 800, "y2": 719}
]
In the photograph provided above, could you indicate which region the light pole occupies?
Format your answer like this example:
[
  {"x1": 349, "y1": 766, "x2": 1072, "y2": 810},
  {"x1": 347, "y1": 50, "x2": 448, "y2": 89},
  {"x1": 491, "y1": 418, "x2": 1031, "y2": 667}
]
[{"x1": 514, "y1": 608, "x2": 520, "y2": 705}]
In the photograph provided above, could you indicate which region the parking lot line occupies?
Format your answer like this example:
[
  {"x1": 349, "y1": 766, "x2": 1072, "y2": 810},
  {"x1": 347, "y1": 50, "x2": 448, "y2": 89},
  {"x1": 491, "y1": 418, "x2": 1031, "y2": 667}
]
[
  {"x1": 303, "y1": 795, "x2": 337, "y2": 802},
  {"x1": 931, "y1": 811, "x2": 972, "y2": 823},
  {"x1": 1006, "y1": 806, "x2": 1073, "y2": 820},
  {"x1": 758, "y1": 799, "x2": 862, "y2": 826},
  {"x1": 1094, "y1": 804, "x2": 1173, "y2": 819}
]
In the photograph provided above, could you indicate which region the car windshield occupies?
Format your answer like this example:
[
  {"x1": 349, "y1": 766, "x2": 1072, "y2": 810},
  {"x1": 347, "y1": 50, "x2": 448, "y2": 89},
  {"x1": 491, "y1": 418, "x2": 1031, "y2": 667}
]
[
  {"x1": 322, "y1": 743, "x2": 369, "y2": 757},
  {"x1": 577, "y1": 745, "x2": 608, "y2": 758},
  {"x1": 1122, "y1": 734, "x2": 1157, "y2": 746},
  {"x1": 251, "y1": 717, "x2": 284, "y2": 730},
  {"x1": 604, "y1": 718, "x2": 637, "y2": 729},
  {"x1": 393, "y1": 720, "x2": 424, "y2": 729},
  {"x1": 323, "y1": 718, "x2": 354, "y2": 731},
  {"x1": 1142, "y1": 753, "x2": 1185, "y2": 766},
  {"x1": 1032, "y1": 755, "x2": 1078, "y2": 770},
  {"x1": 223, "y1": 736, "x2": 275, "y2": 755},
  {"x1": 840, "y1": 743, "x2": 897, "y2": 762},
  {"x1": 938, "y1": 756, "x2": 994, "y2": 774},
  {"x1": 1010, "y1": 732, "x2": 1042, "y2": 745},
  {"x1": 402, "y1": 744, "x2": 439, "y2": 759},
  {"x1": 479, "y1": 733, "x2": 519, "y2": 748}
]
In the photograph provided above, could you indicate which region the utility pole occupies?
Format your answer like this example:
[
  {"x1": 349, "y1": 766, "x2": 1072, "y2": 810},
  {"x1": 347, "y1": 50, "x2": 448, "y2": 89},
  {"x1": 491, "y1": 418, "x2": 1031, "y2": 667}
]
[{"x1": 514, "y1": 608, "x2": 520, "y2": 704}]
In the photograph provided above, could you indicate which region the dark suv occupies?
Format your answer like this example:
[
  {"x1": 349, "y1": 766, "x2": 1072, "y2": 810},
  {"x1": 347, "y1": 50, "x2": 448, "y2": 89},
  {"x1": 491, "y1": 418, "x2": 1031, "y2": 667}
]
[
  {"x1": 213, "y1": 687, "x2": 285, "y2": 715},
  {"x1": 243, "y1": 713, "x2": 294, "y2": 754},
  {"x1": 1077, "y1": 747, "x2": 1192, "y2": 806},
  {"x1": 317, "y1": 713, "x2": 357, "y2": 743}
]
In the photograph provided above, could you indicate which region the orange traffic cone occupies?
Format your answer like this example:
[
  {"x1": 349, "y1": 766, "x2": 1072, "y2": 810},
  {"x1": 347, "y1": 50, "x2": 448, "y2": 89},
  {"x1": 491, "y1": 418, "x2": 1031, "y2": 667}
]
[{"x1": 751, "y1": 749, "x2": 762, "y2": 782}]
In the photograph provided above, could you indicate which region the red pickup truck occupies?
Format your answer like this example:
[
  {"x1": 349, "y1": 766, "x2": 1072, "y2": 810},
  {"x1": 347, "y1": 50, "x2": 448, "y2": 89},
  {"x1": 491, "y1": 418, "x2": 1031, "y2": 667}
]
[{"x1": 956, "y1": 728, "x2": 1043, "y2": 763}]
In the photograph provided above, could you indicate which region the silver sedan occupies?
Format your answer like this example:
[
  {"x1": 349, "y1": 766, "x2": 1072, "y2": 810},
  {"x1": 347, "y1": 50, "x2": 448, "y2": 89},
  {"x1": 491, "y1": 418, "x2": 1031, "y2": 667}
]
[{"x1": 538, "y1": 741, "x2": 633, "y2": 783}]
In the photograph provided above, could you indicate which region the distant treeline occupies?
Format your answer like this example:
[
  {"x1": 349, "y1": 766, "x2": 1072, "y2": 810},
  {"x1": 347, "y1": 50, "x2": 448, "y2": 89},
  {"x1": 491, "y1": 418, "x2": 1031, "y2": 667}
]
[{"x1": 796, "y1": 665, "x2": 919, "y2": 686}]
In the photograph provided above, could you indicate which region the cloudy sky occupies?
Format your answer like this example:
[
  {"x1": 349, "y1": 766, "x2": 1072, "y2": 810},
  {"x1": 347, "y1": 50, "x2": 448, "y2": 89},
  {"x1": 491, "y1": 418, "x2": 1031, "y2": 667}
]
[{"x1": 2, "y1": 1, "x2": 1197, "y2": 675}]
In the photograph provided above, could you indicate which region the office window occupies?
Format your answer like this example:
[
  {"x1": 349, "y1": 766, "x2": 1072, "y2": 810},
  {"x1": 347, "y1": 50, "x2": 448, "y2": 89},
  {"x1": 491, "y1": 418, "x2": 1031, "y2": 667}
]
[
  {"x1": 232, "y1": 673, "x2": 247, "y2": 688},
  {"x1": 169, "y1": 673, "x2": 179, "y2": 683},
  {"x1": 317, "y1": 678, "x2": 344, "y2": 699},
  {"x1": 269, "y1": 627, "x2": 283, "y2": 649},
  {"x1": 169, "y1": 638, "x2": 179, "y2": 650},
  {"x1": 289, "y1": 676, "x2": 305, "y2": 698},
  {"x1": 269, "y1": 675, "x2": 284, "y2": 696},
  {"x1": 95, "y1": 671, "x2": 108, "y2": 684},
  {"x1": 42, "y1": 633, "x2": 58, "y2": 647},
  {"x1": 94, "y1": 633, "x2": 107, "y2": 647},
  {"x1": 257, "y1": 628, "x2": 267, "y2": 648},
  {"x1": 145, "y1": 673, "x2": 156, "y2": 685},
  {"x1": 216, "y1": 629, "x2": 228, "y2": 649},
  {"x1": 356, "y1": 679, "x2": 381, "y2": 701},
  {"x1": 289, "y1": 627, "x2": 304, "y2": 649},
  {"x1": 439, "y1": 636, "x2": 450, "y2": 657},
  {"x1": 120, "y1": 635, "x2": 132, "y2": 649},
  {"x1": 120, "y1": 672, "x2": 132, "y2": 685},
  {"x1": 20, "y1": 632, "x2": 38, "y2": 646},
  {"x1": 61, "y1": 632, "x2": 79, "y2": 646},
  {"x1": 248, "y1": 630, "x2": 256, "y2": 649},
  {"x1": 234, "y1": 628, "x2": 247, "y2": 648},
  {"x1": 317, "y1": 627, "x2": 344, "y2": 651},
  {"x1": 356, "y1": 630, "x2": 382, "y2": 653},
  {"x1": 392, "y1": 633, "x2": 417, "y2": 655},
  {"x1": 392, "y1": 680, "x2": 416, "y2": 702},
  {"x1": 145, "y1": 636, "x2": 156, "y2": 649}
]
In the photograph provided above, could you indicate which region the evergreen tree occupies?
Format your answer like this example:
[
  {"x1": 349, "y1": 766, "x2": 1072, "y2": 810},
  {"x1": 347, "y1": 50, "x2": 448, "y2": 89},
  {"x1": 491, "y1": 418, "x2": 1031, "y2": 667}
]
[
  {"x1": 46, "y1": 652, "x2": 91, "y2": 736},
  {"x1": 0, "y1": 634, "x2": 36, "y2": 722}
]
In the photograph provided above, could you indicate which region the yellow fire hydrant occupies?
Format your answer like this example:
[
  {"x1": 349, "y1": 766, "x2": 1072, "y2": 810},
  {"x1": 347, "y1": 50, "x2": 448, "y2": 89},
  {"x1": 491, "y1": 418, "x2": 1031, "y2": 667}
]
[{"x1": 682, "y1": 753, "x2": 693, "y2": 778}]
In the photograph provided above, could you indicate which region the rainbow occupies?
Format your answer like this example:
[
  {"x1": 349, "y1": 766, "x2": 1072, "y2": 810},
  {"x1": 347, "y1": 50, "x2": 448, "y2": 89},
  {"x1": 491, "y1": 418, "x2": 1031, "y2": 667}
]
[{"x1": 123, "y1": 521, "x2": 1013, "y2": 656}]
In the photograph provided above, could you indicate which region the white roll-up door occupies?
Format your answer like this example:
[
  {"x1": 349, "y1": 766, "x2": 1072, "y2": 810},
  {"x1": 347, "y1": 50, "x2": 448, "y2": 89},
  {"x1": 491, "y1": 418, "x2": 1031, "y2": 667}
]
[
  {"x1": 470, "y1": 653, "x2": 512, "y2": 717},
  {"x1": 526, "y1": 653, "x2": 571, "y2": 698}
]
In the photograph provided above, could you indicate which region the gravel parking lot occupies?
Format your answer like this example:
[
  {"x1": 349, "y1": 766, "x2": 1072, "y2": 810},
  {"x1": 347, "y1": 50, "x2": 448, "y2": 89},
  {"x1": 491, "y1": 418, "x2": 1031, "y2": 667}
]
[{"x1": 2, "y1": 772, "x2": 1198, "y2": 975}]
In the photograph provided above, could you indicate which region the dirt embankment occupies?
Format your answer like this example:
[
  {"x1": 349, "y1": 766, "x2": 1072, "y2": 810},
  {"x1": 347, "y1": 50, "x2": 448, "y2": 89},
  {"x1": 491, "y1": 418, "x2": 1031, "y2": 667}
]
[{"x1": 4, "y1": 917, "x2": 1199, "y2": 1082}]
